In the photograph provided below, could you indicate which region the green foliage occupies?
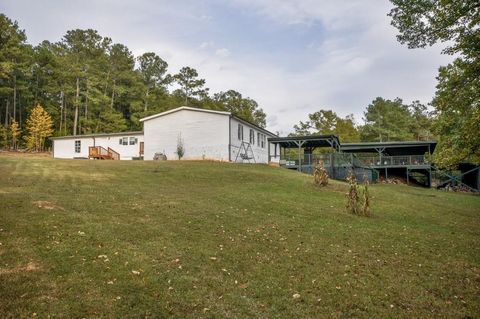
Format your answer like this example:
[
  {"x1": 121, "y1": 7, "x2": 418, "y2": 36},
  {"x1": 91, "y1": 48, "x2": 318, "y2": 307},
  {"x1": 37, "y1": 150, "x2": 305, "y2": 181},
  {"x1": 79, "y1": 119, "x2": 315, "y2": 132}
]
[
  {"x1": 389, "y1": 0, "x2": 480, "y2": 167},
  {"x1": 389, "y1": 0, "x2": 479, "y2": 58},
  {"x1": 176, "y1": 134, "x2": 185, "y2": 160},
  {"x1": 293, "y1": 110, "x2": 360, "y2": 142},
  {"x1": 0, "y1": 14, "x2": 267, "y2": 139},
  {"x1": 0, "y1": 124, "x2": 9, "y2": 148},
  {"x1": 213, "y1": 90, "x2": 267, "y2": 128},
  {"x1": 360, "y1": 97, "x2": 434, "y2": 142},
  {"x1": 173, "y1": 66, "x2": 208, "y2": 105},
  {"x1": 432, "y1": 59, "x2": 480, "y2": 168}
]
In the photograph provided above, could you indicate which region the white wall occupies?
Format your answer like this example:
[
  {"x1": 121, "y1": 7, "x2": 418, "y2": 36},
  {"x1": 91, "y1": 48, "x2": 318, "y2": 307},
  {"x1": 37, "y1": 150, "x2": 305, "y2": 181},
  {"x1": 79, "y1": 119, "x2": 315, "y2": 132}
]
[
  {"x1": 229, "y1": 117, "x2": 275, "y2": 164},
  {"x1": 143, "y1": 109, "x2": 230, "y2": 161},
  {"x1": 53, "y1": 134, "x2": 144, "y2": 160}
]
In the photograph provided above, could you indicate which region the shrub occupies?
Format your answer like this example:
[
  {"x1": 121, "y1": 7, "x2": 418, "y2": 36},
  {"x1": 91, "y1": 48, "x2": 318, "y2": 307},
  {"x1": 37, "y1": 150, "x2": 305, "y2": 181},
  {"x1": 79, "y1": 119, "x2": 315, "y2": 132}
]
[
  {"x1": 346, "y1": 170, "x2": 372, "y2": 217},
  {"x1": 346, "y1": 170, "x2": 360, "y2": 215},
  {"x1": 176, "y1": 134, "x2": 185, "y2": 160},
  {"x1": 313, "y1": 162, "x2": 329, "y2": 187}
]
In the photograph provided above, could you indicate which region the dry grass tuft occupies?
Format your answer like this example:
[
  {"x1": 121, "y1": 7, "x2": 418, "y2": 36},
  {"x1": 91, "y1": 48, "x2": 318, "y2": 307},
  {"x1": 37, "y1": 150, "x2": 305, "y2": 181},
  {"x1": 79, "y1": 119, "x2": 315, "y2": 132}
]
[
  {"x1": 32, "y1": 200, "x2": 64, "y2": 211},
  {"x1": 0, "y1": 262, "x2": 41, "y2": 276}
]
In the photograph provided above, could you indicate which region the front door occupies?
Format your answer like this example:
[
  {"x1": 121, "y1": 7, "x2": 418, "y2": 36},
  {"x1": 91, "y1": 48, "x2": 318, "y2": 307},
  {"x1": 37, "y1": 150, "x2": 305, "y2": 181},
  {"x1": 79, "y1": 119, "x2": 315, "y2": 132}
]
[{"x1": 139, "y1": 142, "x2": 144, "y2": 157}]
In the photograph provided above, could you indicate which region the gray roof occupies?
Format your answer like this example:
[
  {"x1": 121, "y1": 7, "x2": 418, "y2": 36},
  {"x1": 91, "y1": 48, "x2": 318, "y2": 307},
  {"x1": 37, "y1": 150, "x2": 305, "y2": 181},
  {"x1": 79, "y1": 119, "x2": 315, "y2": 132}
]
[{"x1": 51, "y1": 131, "x2": 143, "y2": 140}]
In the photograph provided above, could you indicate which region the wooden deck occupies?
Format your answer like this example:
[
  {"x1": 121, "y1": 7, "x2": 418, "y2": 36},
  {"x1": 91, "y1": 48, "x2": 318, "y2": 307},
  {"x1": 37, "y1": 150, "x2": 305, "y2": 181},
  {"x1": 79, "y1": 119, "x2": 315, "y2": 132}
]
[{"x1": 89, "y1": 146, "x2": 120, "y2": 160}]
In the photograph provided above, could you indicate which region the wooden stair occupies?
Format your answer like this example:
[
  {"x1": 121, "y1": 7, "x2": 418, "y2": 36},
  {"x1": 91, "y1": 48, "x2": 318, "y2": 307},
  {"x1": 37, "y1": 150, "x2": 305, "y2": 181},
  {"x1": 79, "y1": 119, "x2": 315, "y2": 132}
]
[{"x1": 89, "y1": 146, "x2": 120, "y2": 160}]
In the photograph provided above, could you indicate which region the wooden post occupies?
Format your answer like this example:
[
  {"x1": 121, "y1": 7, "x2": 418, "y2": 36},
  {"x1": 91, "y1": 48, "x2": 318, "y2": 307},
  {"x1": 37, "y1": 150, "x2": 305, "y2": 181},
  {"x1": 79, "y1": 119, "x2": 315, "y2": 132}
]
[{"x1": 406, "y1": 168, "x2": 409, "y2": 185}]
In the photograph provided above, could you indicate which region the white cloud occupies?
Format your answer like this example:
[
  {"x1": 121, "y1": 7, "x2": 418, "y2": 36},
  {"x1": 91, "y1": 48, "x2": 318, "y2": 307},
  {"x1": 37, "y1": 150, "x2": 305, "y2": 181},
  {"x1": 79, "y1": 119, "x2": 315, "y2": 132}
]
[{"x1": 215, "y1": 48, "x2": 231, "y2": 58}]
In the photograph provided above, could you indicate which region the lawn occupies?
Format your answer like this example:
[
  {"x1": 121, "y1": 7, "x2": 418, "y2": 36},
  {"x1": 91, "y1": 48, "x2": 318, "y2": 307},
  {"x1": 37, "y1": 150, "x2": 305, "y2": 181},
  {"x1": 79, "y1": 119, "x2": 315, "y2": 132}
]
[{"x1": 0, "y1": 154, "x2": 479, "y2": 318}]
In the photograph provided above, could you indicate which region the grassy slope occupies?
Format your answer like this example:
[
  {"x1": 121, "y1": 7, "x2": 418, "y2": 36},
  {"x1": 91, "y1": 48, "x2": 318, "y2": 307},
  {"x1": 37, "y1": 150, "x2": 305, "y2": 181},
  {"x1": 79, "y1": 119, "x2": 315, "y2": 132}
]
[{"x1": 0, "y1": 155, "x2": 479, "y2": 318}]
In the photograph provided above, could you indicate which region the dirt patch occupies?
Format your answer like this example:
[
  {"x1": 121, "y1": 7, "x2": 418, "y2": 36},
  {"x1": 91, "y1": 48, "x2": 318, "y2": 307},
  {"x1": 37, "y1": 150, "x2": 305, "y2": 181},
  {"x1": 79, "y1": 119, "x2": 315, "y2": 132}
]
[
  {"x1": 33, "y1": 201, "x2": 64, "y2": 211},
  {"x1": 0, "y1": 151, "x2": 51, "y2": 158},
  {"x1": 0, "y1": 262, "x2": 41, "y2": 275}
]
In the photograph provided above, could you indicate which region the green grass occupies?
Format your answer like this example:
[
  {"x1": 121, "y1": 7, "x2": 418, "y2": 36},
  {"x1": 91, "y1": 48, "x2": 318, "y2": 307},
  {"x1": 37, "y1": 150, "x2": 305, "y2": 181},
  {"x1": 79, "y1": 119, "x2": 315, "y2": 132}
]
[{"x1": 0, "y1": 155, "x2": 479, "y2": 318}]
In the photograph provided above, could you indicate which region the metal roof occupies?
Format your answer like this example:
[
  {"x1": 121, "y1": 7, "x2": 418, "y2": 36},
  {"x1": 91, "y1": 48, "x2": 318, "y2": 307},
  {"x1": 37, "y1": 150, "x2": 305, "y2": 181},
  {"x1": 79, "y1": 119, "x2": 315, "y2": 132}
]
[
  {"x1": 51, "y1": 131, "x2": 143, "y2": 140},
  {"x1": 139, "y1": 106, "x2": 231, "y2": 122},
  {"x1": 341, "y1": 140, "x2": 437, "y2": 156},
  {"x1": 268, "y1": 135, "x2": 341, "y2": 150}
]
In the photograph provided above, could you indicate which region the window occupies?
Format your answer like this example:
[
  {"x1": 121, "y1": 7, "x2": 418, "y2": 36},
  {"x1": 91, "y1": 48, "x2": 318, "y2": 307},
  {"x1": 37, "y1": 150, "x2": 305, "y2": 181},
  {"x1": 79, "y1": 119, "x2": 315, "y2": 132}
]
[
  {"x1": 261, "y1": 134, "x2": 265, "y2": 148},
  {"x1": 238, "y1": 124, "x2": 243, "y2": 140},
  {"x1": 121, "y1": 137, "x2": 128, "y2": 145},
  {"x1": 119, "y1": 138, "x2": 122, "y2": 145},
  {"x1": 129, "y1": 137, "x2": 138, "y2": 145},
  {"x1": 249, "y1": 129, "x2": 255, "y2": 144},
  {"x1": 74, "y1": 140, "x2": 81, "y2": 153},
  {"x1": 257, "y1": 132, "x2": 261, "y2": 147}
]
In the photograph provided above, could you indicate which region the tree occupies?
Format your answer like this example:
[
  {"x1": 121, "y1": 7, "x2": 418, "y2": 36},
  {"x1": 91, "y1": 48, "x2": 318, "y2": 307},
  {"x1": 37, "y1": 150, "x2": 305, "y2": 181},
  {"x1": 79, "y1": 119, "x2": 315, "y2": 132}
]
[
  {"x1": 137, "y1": 52, "x2": 170, "y2": 111},
  {"x1": 10, "y1": 119, "x2": 20, "y2": 149},
  {"x1": 293, "y1": 109, "x2": 360, "y2": 142},
  {"x1": 389, "y1": 0, "x2": 480, "y2": 167},
  {"x1": 431, "y1": 59, "x2": 480, "y2": 168},
  {"x1": 0, "y1": 14, "x2": 31, "y2": 124},
  {"x1": 59, "y1": 29, "x2": 110, "y2": 135},
  {"x1": 0, "y1": 14, "x2": 271, "y2": 139},
  {"x1": 25, "y1": 104, "x2": 53, "y2": 152},
  {"x1": 361, "y1": 97, "x2": 413, "y2": 142},
  {"x1": 174, "y1": 67, "x2": 208, "y2": 105},
  {"x1": 213, "y1": 90, "x2": 267, "y2": 128},
  {"x1": 389, "y1": 0, "x2": 479, "y2": 58},
  {"x1": 0, "y1": 124, "x2": 8, "y2": 149},
  {"x1": 408, "y1": 101, "x2": 434, "y2": 141}
]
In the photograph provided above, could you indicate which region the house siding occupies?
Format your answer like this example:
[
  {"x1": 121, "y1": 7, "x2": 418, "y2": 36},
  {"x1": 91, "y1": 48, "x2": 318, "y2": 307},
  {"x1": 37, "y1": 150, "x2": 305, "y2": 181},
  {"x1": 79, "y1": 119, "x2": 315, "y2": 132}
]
[
  {"x1": 143, "y1": 109, "x2": 230, "y2": 161},
  {"x1": 53, "y1": 133, "x2": 144, "y2": 160},
  {"x1": 229, "y1": 117, "x2": 276, "y2": 164}
]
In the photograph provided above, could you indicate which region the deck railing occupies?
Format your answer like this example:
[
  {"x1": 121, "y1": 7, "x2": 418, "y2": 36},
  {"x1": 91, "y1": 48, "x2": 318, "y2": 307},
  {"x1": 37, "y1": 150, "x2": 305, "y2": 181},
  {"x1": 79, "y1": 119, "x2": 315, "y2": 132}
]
[
  {"x1": 108, "y1": 147, "x2": 120, "y2": 160},
  {"x1": 279, "y1": 154, "x2": 428, "y2": 168},
  {"x1": 89, "y1": 146, "x2": 120, "y2": 160},
  {"x1": 89, "y1": 146, "x2": 110, "y2": 158}
]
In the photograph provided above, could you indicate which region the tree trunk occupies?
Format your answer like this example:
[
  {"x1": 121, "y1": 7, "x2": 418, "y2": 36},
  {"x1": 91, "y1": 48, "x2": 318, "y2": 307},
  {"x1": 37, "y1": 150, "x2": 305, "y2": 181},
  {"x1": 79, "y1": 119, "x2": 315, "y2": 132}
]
[
  {"x1": 73, "y1": 77, "x2": 80, "y2": 136},
  {"x1": 13, "y1": 74, "x2": 17, "y2": 122},
  {"x1": 111, "y1": 79, "x2": 116, "y2": 109},
  {"x1": 64, "y1": 102, "x2": 67, "y2": 135},
  {"x1": 144, "y1": 87, "x2": 149, "y2": 112},
  {"x1": 59, "y1": 91, "x2": 64, "y2": 133},
  {"x1": 19, "y1": 97, "x2": 22, "y2": 128},
  {"x1": 4, "y1": 100, "x2": 9, "y2": 127}
]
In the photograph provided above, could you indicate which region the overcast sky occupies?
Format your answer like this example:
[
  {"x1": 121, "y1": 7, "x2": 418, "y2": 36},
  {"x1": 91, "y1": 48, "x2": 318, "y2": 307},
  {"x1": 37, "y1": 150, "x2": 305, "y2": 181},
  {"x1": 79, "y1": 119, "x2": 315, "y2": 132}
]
[{"x1": 1, "y1": 0, "x2": 453, "y2": 134}]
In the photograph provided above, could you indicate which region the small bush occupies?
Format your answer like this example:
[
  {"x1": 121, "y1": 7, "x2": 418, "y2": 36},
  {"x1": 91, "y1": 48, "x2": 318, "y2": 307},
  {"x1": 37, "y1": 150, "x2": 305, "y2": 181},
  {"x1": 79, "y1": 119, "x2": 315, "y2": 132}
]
[
  {"x1": 313, "y1": 162, "x2": 329, "y2": 187},
  {"x1": 176, "y1": 135, "x2": 185, "y2": 160}
]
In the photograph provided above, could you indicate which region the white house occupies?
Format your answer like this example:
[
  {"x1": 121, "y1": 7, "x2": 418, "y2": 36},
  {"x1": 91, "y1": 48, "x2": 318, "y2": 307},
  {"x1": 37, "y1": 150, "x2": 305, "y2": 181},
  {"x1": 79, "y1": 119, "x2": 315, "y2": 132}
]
[
  {"x1": 52, "y1": 131, "x2": 144, "y2": 160},
  {"x1": 52, "y1": 106, "x2": 279, "y2": 163}
]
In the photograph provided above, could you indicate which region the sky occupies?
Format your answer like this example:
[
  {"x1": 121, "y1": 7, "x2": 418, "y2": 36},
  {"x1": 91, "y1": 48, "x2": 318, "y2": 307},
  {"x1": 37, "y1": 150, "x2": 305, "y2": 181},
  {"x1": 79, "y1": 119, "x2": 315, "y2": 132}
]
[{"x1": 1, "y1": 0, "x2": 453, "y2": 135}]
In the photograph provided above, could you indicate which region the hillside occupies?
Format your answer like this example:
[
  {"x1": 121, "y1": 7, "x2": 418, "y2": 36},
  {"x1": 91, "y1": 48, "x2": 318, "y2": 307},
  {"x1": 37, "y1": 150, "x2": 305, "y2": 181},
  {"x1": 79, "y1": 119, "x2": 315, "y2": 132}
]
[{"x1": 0, "y1": 155, "x2": 479, "y2": 318}]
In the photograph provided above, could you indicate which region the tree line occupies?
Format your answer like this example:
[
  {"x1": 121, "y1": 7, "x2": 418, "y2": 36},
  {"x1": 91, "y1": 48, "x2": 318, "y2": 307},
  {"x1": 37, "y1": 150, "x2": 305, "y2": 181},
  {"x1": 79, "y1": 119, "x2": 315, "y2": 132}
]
[
  {"x1": 0, "y1": 14, "x2": 267, "y2": 149},
  {"x1": 292, "y1": 97, "x2": 433, "y2": 143}
]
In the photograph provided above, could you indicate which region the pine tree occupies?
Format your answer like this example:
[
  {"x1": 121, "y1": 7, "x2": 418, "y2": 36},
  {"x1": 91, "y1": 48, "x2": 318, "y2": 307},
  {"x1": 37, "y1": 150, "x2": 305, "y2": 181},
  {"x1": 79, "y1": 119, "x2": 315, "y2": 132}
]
[
  {"x1": 0, "y1": 124, "x2": 8, "y2": 149},
  {"x1": 10, "y1": 120, "x2": 21, "y2": 150},
  {"x1": 25, "y1": 104, "x2": 54, "y2": 152}
]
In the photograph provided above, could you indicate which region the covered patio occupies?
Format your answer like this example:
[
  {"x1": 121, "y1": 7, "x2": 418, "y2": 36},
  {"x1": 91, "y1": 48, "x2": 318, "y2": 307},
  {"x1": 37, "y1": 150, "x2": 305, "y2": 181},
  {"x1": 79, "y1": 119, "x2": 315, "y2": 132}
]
[{"x1": 268, "y1": 135, "x2": 341, "y2": 172}]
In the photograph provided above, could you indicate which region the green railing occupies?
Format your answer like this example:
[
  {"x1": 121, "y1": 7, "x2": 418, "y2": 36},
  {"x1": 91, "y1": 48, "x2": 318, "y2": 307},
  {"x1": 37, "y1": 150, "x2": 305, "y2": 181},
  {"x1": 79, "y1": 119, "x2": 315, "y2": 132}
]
[{"x1": 280, "y1": 154, "x2": 428, "y2": 168}]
